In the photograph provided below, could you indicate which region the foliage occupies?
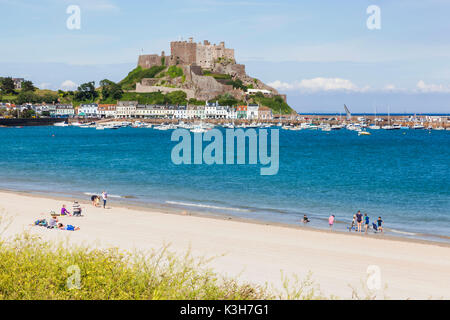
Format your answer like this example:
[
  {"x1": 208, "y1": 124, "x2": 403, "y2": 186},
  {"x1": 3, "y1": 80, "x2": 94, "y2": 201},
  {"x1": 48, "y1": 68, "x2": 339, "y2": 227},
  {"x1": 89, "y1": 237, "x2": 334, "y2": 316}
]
[
  {"x1": 99, "y1": 79, "x2": 123, "y2": 103},
  {"x1": 226, "y1": 78, "x2": 247, "y2": 91},
  {"x1": 165, "y1": 90, "x2": 187, "y2": 105},
  {"x1": 75, "y1": 81, "x2": 98, "y2": 102},
  {"x1": 119, "y1": 66, "x2": 166, "y2": 90},
  {"x1": 0, "y1": 77, "x2": 16, "y2": 94},
  {"x1": 166, "y1": 66, "x2": 184, "y2": 78},
  {"x1": 0, "y1": 234, "x2": 268, "y2": 300},
  {"x1": 250, "y1": 93, "x2": 293, "y2": 114},
  {"x1": 188, "y1": 98, "x2": 206, "y2": 106},
  {"x1": 215, "y1": 93, "x2": 238, "y2": 106},
  {"x1": 15, "y1": 90, "x2": 59, "y2": 104},
  {"x1": 21, "y1": 80, "x2": 36, "y2": 92}
]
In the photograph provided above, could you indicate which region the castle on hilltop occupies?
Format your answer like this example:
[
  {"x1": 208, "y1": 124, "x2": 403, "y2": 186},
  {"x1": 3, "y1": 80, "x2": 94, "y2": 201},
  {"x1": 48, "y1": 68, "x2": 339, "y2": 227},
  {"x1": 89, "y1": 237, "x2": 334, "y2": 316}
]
[{"x1": 138, "y1": 37, "x2": 235, "y2": 69}]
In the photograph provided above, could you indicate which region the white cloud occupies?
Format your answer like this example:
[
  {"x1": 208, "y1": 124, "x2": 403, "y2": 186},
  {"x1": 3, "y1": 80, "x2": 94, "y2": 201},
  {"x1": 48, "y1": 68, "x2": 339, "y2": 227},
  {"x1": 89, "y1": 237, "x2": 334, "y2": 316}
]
[
  {"x1": 39, "y1": 82, "x2": 51, "y2": 89},
  {"x1": 60, "y1": 80, "x2": 77, "y2": 90},
  {"x1": 416, "y1": 80, "x2": 450, "y2": 93},
  {"x1": 269, "y1": 78, "x2": 369, "y2": 93}
]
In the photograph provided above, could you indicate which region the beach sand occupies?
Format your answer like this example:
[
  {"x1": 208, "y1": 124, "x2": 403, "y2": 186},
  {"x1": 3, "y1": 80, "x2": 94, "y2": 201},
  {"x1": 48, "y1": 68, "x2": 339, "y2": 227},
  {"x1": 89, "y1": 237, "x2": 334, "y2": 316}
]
[{"x1": 1, "y1": 190, "x2": 449, "y2": 300}]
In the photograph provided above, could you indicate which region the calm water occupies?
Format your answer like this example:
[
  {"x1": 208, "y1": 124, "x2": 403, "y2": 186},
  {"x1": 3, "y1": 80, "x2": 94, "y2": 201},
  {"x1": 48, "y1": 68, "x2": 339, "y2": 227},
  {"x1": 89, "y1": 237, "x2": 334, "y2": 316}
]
[{"x1": 0, "y1": 126, "x2": 449, "y2": 242}]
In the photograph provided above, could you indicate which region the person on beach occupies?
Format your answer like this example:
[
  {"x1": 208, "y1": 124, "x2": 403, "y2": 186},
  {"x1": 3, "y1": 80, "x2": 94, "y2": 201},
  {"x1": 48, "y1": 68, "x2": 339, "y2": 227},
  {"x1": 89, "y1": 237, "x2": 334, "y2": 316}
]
[
  {"x1": 72, "y1": 201, "x2": 82, "y2": 216},
  {"x1": 328, "y1": 215, "x2": 335, "y2": 230},
  {"x1": 356, "y1": 210, "x2": 363, "y2": 232},
  {"x1": 303, "y1": 215, "x2": 310, "y2": 224},
  {"x1": 57, "y1": 223, "x2": 80, "y2": 231},
  {"x1": 102, "y1": 191, "x2": 108, "y2": 209},
  {"x1": 364, "y1": 214, "x2": 370, "y2": 234},
  {"x1": 49, "y1": 216, "x2": 59, "y2": 228},
  {"x1": 91, "y1": 195, "x2": 99, "y2": 207},
  {"x1": 61, "y1": 204, "x2": 71, "y2": 216},
  {"x1": 349, "y1": 215, "x2": 356, "y2": 231},
  {"x1": 377, "y1": 217, "x2": 383, "y2": 233}
]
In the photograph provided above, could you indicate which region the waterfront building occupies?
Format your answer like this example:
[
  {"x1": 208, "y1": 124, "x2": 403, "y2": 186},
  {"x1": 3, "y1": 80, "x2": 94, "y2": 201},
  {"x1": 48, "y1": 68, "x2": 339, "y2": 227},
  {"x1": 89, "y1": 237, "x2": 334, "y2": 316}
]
[
  {"x1": 98, "y1": 104, "x2": 116, "y2": 118},
  {"x1": 237, "y1": 105, "x2": 247, "y2": 119},
  {"x1": 52, "y1": 104, "x2": 74, "y2": 118},
  {"x1": 205, "y1": 102, "x2": 218, "y2": 119},
  {"x1": 258, "y1": 106, "x2": 273, "y2": 120},
  {"x1": 78, "y1": 103, "x2": 98, "y2": 117},
  {"x1": 247, "y1": 104, "x2": 259, "y2": 120},
  {"x1": 174, "y1": 106, "x2": 188, "y2": 119},
  {"x1": 186, "y1": 105, "x2": 198, "y2": 119},
  {"x1": 227, "y1": 107, "x2": 237, "y2": 120},
  {"x1": 116, "y1": 101, "x2": 138, "y2": 118}
]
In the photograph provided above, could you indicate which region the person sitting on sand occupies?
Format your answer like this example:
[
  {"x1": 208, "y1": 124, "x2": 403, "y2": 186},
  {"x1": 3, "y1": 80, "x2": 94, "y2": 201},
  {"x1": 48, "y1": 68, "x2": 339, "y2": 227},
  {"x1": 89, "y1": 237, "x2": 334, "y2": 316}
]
[
  {"x1": 72, "y1": 201, "x2": 82, "y2": 216},
  {"x1": 377, "y1": 216, "x2": 383, "y2": 233},
  {"x1": 57, "y1": 223, "x2": 80, "y2": 231},
  {"x1": 328, "y1": 215, "x2": 335, "y2": 230},
  {"x1": 48, "y1": 216, "x2": 59, "y2": 228},
  {"x1": 61, "y1": 204, "x2": 71, "y2": 216},
  {"x1": 303, "y1": 214, "x2": 310, "y2": 224}
]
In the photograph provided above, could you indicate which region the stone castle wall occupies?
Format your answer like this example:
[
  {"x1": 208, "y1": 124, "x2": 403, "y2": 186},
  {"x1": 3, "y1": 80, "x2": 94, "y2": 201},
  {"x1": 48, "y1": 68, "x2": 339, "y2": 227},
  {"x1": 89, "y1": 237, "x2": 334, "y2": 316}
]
[{"x1": 138, "y1": 38, "x2": 235, "y2": 70}]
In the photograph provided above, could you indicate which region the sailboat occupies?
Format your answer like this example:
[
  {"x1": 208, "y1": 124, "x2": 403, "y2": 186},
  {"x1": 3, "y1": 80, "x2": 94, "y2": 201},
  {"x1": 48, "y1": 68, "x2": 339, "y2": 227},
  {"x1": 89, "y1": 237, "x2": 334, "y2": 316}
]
[
  {"x1": 382, "y1": 106, "x2": 395, "y2": 130},
  {"x1": 369, "y1": 105, "x2": 381, "y2": 130}
]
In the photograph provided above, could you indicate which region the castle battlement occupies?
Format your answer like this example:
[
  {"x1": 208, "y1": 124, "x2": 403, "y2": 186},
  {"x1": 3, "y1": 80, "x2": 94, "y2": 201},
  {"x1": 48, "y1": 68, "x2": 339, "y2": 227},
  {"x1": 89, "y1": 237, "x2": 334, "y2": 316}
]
[{"x1": 138, "y1": 38, "x2": 235, "y2": 70}]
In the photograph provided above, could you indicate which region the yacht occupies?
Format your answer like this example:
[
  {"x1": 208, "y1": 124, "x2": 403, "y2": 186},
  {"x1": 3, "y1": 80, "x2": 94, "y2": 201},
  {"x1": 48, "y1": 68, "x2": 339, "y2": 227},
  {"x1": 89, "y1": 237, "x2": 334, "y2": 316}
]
[
  {"x1": 412, "y1": 124, "x2": 425, "y2": 130},
  {"x1": 54, "y1": 121, "x2": 69, "y2": 127}
]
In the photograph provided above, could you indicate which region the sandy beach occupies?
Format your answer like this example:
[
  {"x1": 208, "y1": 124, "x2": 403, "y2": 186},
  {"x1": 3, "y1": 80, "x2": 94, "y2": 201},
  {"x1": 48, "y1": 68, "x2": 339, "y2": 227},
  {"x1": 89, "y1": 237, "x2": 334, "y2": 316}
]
[{"x1": 1, "y1": 190, "x2": 449, "y2": 300}]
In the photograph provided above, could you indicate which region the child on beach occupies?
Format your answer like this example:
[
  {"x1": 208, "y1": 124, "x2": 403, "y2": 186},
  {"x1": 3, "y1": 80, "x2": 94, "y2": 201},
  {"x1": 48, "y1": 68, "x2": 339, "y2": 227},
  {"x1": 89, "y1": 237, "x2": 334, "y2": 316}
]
[
  {"x1": 349, "y1": 215, "x2": 356, "y2": 231},
  {"x1": 364, "y1": 214, "x2": 370, "y2": 234},
  {"x1": 328, "y1": 215, "x2": 335, "y2": 230},
  {"x1": 303, "y1": 215, "x2": 310, "y2": 224},
  {"x1": 377, "y1": 217, "x2": 383, "y2": 233}
]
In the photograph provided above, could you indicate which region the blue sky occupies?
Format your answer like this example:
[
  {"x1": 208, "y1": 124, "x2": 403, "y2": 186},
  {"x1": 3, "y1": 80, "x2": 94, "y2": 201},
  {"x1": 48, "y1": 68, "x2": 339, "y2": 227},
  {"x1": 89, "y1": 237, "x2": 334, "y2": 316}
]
[{"x1": 1, "y1": 0, "x2": 450, "y2": 113}]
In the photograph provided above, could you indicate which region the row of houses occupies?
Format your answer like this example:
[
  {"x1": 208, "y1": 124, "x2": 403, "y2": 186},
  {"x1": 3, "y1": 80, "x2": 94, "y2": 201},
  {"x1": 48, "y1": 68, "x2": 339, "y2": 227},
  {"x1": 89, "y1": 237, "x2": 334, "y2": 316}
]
[{"x1": 3, "y1": 102, "x2": 274, "y2": 120}]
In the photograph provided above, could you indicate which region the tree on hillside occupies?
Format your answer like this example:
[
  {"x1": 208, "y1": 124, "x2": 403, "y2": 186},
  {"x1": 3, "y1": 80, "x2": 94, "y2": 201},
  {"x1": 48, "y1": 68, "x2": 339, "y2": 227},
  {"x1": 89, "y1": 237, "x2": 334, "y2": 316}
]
[
  {"x1": 17, "y1": 91, "x2": 38, "y2": 104},
  {"x1": 75, "y1": 81, "x2": 98, "y2": 102},
  {"x1": 1, "y1": 77, "x2": 16, "y2": 94},
  {"x1": 165, "y1": 90, "x2": 187, "y2": 105},
  {"x1": 99, "y1": 79, "x2": 123, "y2": 101},
  {"x1": 22, "y1": 80, "x2": 36, "y2": 92},
  {"x1": 217, "y1": 93, "x2": 238, "y2": 106}
]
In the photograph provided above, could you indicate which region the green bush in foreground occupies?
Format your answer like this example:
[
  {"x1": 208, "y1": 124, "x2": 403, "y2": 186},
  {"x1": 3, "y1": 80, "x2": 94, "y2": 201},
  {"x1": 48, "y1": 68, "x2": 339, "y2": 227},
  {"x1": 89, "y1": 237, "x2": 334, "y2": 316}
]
[{"x1": 0, "y1": 234, "x2": 269, "y2": 300}]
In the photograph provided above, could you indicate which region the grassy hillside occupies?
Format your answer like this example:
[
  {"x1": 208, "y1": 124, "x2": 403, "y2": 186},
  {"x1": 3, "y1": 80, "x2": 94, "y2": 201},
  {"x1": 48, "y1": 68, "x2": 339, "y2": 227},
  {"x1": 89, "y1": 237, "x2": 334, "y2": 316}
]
[
  {"x1": 248, "y1": 93, "x2": 294, "y2": 114},
  {"x1": 119, "y1": 66, "x2": 166, "y2": 91}
]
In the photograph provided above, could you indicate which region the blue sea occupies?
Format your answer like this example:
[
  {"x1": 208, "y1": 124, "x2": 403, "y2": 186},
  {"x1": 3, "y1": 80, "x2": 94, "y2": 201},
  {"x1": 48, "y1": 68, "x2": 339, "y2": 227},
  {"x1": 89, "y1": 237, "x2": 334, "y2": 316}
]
[{"x1": 0, "y1": 126, "x2": 449, "y2": 243}]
